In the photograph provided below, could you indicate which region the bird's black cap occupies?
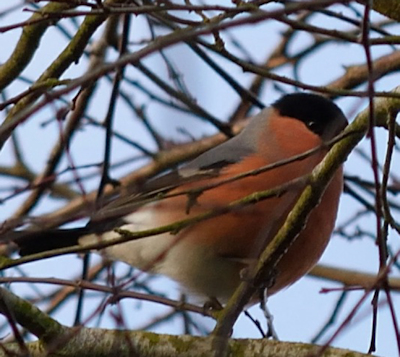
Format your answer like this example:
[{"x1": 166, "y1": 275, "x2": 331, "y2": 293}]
[{"x1": 272, "y1": 93, "x2": 348, "y2": 140}]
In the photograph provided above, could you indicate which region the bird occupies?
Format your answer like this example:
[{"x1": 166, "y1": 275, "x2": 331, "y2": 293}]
[{"x1": 10, "y1": 92, "x2": 348, "y2": 305}]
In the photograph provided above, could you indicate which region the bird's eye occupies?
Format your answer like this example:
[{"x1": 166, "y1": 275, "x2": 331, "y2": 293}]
[{"x1": 307, "y1": 121, "x2": 317, "y2": 130}]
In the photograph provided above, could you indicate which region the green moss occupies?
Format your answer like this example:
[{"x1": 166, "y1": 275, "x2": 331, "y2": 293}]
[
  {"x1": 0, "y1": 256, "x2": 14, "y2": 269},
  {"x1": 229, "y1": 340, "x2": 247, "y2": 357},
  {"x1": 169, "y1": 335, "x2": 193, "y2": 353},
  {"x1": 373, "y1": 0, "x2": 400, "y2": 21},
  {"x1": 143, "y1": 331, "x2": 162, "y2": 346},
  {"x1": 0, "y1": 2, "x2": 73, "y2": 91}
]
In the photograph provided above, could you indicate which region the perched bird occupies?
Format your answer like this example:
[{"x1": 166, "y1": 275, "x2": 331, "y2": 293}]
[{"x1": 11, "y1": 93, "x2": 347, "y2": 304}]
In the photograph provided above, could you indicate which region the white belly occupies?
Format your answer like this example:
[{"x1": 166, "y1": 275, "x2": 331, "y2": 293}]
[{"x1": 79, "y1": 205, "x2": 242, "y2": 301}]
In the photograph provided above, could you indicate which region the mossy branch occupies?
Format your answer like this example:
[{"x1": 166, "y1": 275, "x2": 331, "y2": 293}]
[
  {"x1": 0, "y1": 287, "x2": 379, "y2": 357},
  {"x1": 357, "y1": 0, "x2": 400, "y2": 22},
  {"x1": 0, "y1": 2, "x2": 74, "y2": 92},
  {"x1": 0, "y1": 0, "x2": 124, "y2": 149}
]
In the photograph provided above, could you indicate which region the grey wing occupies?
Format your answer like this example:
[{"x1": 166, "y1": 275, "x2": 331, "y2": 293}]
[
  {"x1": 90, "y1": 108, "x2": 270, "y2": 225},
  {"x1": 90, "y1": 146, "x2": 247, "y2": 225},
  {"x1": 180, "y1": 108, "x2": 272, "y2": 173}
]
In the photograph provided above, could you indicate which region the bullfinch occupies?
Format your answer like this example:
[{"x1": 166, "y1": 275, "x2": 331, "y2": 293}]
[{"x1": 10, "y1": 93, "x2": 348, "y2": 304}]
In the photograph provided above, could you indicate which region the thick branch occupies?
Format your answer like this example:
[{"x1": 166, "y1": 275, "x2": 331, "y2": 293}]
[
  {"x1": 0, "y1": 332, "x2": 376, "y2": 357},
  {"x1": 0, "y1": 286, "x2": 379, "y2": 357},
  {"x1": 357, "y1": 0, "x2": 400, "y2": 22},
  {"x1": 309, "y1": 264, "x2": 400, "y2": 291},
  {"x1": 0, "y1": 2, "x2": 74, "y2": 91}
]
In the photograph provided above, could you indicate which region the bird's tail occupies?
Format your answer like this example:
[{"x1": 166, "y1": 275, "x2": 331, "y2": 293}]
[{"x1": 6, "y1": 227, "x2": 89, "y2": 256}]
